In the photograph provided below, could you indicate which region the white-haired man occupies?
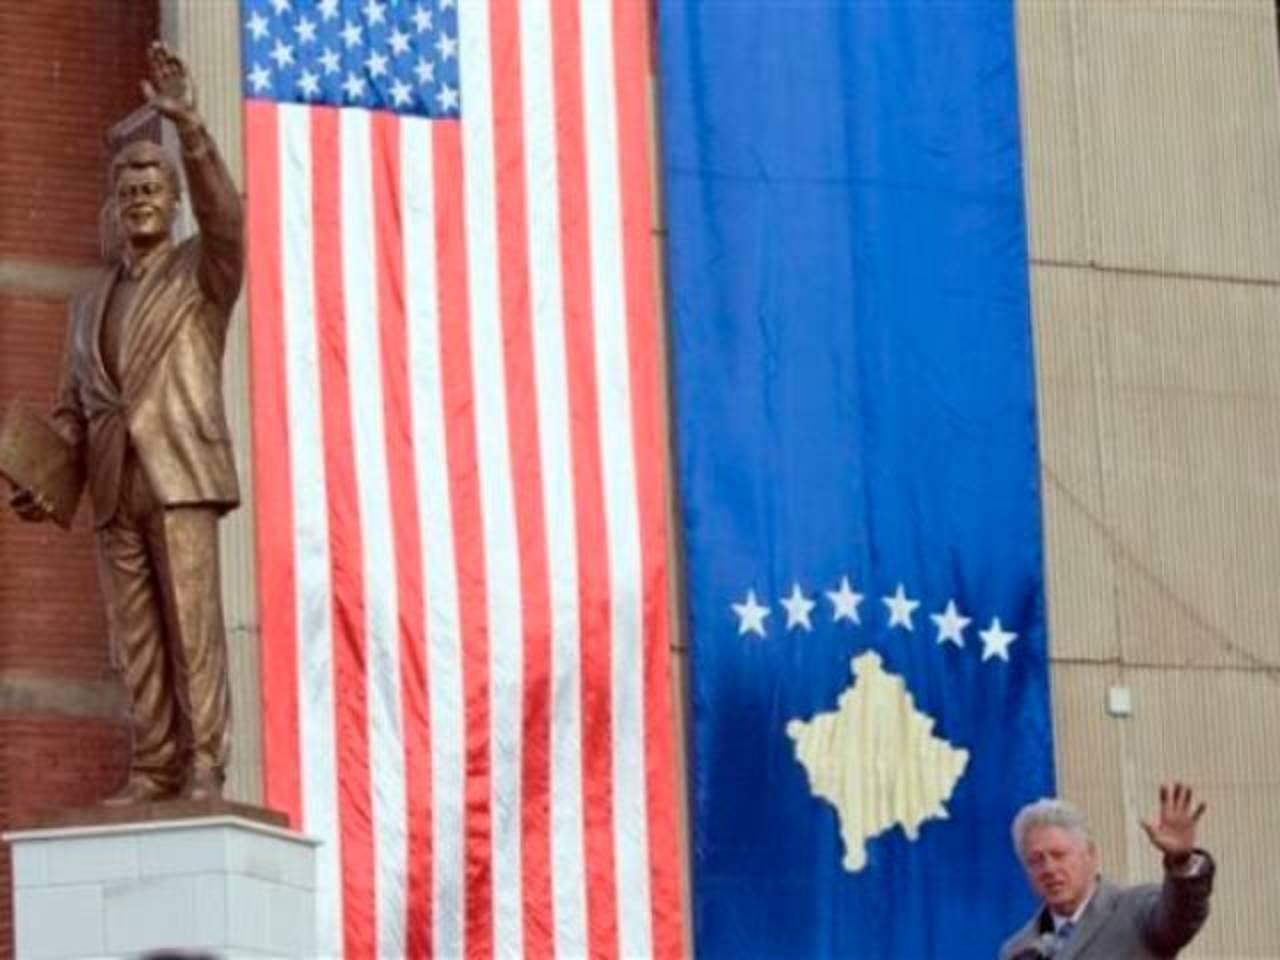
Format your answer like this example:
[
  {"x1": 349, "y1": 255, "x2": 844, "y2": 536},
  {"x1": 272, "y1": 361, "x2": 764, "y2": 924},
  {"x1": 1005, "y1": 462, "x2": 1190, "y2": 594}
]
[{"x1": 1000, "y1": 782, "x2": 1213, "y2": 960}]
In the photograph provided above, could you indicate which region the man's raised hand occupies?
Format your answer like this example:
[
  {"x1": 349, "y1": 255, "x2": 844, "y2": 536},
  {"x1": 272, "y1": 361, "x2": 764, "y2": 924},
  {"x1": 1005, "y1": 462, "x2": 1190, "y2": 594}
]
[{"x1": 1140, "y1": 781, "x2": 1206, "y2": 862}]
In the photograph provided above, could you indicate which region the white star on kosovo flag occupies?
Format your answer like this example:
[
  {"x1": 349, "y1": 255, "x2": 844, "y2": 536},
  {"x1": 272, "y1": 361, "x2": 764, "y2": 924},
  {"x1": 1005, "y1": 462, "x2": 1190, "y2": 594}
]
[
  {"x1": 931, "y1": 599, "x2": 971, "y2": 648},
  {"x1": 882, "y1": 583, "x2": 920, "y2": 631},
  {"x1": 980, "y1": 617, "x2": 1017, "y2": 661},
  {"x1": 780, "y1": 583, "x2": 816, "y2": 632},
  {"x1": 826, "y1": 575, "x2": 864, "y2": 625},
  {"x1": 732, "y1": 589, "x2": 770, "y2": 638}
]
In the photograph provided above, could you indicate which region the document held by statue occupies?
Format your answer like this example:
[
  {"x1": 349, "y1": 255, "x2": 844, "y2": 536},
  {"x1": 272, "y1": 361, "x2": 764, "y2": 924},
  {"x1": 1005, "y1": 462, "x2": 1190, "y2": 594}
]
[{"x1": 0, "y1": 401, "x2": 84, "y2": 528}]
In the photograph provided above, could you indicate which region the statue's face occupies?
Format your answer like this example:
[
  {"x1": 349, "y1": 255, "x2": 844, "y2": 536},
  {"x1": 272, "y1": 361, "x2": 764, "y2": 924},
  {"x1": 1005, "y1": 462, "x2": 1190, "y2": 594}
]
[{"x1": 115, "y1": 164, "x2": 178, "y2": 247}]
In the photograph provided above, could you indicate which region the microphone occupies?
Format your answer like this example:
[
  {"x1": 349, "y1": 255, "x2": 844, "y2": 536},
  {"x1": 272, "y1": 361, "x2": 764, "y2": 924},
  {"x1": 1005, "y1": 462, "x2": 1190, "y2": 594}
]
[{"x1": 1010, "y1": 931, "x2": 1060, "y2": 960}]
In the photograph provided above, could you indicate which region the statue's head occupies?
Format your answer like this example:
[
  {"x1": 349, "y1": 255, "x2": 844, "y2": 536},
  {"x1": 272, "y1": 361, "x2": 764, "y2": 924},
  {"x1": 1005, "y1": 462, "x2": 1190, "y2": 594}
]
[{"x1": 110, "y1": 140, "x2": 181, "y2": 251}]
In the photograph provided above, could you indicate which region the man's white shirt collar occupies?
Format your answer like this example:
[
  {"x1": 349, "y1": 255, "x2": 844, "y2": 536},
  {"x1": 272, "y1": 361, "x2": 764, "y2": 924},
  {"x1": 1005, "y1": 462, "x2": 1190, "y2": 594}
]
[{"x1": 1050, "y1": 878, "x2": 1098, "y2": 931}]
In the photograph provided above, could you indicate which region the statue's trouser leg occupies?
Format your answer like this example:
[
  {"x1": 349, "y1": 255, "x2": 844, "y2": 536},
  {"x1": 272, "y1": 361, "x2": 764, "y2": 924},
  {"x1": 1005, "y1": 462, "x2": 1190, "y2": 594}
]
[
  {"x1": 151, "y1": 505, "x2": 231, "y2": 785},
  {"x1": 97, "y1": 475, "x2": 182, "y2": 792}
]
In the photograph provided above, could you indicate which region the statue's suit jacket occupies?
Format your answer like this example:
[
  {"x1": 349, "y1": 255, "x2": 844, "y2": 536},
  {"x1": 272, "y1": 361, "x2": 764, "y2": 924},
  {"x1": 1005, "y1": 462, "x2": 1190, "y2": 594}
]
[
  {"x1": 52, "y1": 126, "x2": 244, "y2": 528},
  {"x1": 999, "y1": 853, "x2": 1214, "y2": 960}
]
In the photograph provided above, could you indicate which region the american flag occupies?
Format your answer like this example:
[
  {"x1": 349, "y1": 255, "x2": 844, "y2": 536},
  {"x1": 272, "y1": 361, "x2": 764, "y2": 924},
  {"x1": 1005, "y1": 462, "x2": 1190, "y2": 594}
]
[{"x1": 239, "y1": 0, "x2": 685, "y2": 956}]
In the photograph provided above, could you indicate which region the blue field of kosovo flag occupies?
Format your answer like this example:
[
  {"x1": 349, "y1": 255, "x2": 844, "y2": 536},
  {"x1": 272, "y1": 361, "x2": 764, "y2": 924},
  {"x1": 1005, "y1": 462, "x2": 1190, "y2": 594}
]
[{"x1": 658, "y1": 3, "x2": 1054, "y2": 957}]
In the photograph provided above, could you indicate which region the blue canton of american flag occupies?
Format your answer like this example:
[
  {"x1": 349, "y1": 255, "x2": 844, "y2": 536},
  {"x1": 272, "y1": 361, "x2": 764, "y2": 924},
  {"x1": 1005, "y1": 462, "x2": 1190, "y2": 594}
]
[{"x1": 241, "y1": 0, "x2": 460, "y2": 117}]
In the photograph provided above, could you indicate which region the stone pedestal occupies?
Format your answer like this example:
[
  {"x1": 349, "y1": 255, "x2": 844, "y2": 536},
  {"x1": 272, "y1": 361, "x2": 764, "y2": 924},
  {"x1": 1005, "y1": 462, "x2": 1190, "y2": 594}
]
[{"x1": 4, "y1": 807, "x2": 317, "y2": 959}]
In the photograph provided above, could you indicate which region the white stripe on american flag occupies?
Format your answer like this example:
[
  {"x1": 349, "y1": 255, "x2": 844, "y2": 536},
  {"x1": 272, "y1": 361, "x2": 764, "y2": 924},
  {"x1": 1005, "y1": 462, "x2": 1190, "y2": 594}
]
[
  {"x1": 278, "y1": 102, "x2": 344, "y2": 959},
  {"x1": 401, "y1": 115, "x2": 467, "y2": 959},
  {"x1": 338, "y1": 107, "x2": 410, "y2": 957},
  {"x1": 579, "y1": 0, "x2": 655, "y2": 955},
  {"x1": 458, "y1": 2, "x2": 526, "y2": 955},
  {"x1": 520, "y1": 0, "x2": 590, "y2": 954}
]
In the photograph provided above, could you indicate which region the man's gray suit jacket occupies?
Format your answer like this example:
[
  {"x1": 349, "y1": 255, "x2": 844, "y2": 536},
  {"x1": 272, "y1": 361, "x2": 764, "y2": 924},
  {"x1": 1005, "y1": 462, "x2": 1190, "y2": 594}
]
[{"x1": 999, "y1": 853, "x2": 1214, "y2": 960}]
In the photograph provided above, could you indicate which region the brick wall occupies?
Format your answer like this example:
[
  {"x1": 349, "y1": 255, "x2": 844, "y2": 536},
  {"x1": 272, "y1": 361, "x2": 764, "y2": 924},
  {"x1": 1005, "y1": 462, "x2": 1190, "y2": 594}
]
[
  {"x1": 0, "y1": 4, "x2": 158, "y2": 955},
  {"x1": 0, "y1": 4, "x2": 160, "y2": 263},
  {"x1": 0, "y1": 299, "x2": 107, "y2": 680}
]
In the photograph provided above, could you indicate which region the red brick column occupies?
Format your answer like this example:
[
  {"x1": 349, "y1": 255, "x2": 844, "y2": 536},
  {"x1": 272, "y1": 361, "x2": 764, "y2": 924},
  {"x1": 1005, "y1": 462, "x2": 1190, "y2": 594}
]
[{"x1": 0, "y1": 4, "x2": 158, "y2": 955}]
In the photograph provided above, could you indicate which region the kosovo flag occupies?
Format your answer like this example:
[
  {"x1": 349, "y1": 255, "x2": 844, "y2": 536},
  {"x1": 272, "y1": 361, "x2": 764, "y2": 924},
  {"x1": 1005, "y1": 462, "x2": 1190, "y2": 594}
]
[{"x1": 658, "y1": 3, "x2": 1054, "y2": 957}]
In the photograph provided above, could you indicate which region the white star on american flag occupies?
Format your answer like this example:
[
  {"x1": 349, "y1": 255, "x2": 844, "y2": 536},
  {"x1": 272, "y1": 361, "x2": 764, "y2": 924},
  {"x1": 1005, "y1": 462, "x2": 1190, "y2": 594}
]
[
  {"x1": 435, "y1": 32, "x2": 457, "y2": 62},
  {"x1": 317, "y1": 0, "x2": 339, "y2": 21},
  {"x1": 436, "y1": 81, "x2": 459, "y2": 111},
  {"x1": 341, "y1": 20, "x2": 363, "y2": 48},
  {"x1": 343, "y1": 71, "x2": 368, "y2": 100},
  {"x1": 363, "y1": 0, "x2": 387, "y2": 26},
  {"x1": 414, "y1": 57, "x2": 435, "y2": 85},
  {"x1": 247, "y1": 10, "x2": 270, "y2": 41},
  {"x1": 270, "y1": 40, "x2": 295, "y2": 69},
  {"x1": 389, "y1": 27, "x2": 411, "y2": 57},
  {"x1": 297, "y1": 69, "x2": 320, "y2": 98},
  {"x1": 294, "y1": 16, "x2": 317, "y2": 45},
  {"x1": 390, "y1": 78, "x2": 413, "y2": 107},
  {"x1": 248, "y1": 63, "x2": 272, "y2": 93},
  {"x1": 365, "y1": 49, "x2": 389, "y2": 78},
  {"x1": 412, "y1": 6, "x2": 433, "y2": 34}
]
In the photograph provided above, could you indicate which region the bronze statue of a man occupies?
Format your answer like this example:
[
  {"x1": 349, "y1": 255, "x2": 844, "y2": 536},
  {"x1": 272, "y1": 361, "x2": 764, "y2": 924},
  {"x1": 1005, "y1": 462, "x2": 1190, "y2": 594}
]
[{"x1": 9, "y1": 43, "x2": 244, "y2": 804}]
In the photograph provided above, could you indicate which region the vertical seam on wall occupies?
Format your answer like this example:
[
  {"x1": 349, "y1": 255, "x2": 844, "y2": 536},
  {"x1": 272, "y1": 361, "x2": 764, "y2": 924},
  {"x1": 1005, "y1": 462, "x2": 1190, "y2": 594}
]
[{"x1": 1068, "y1": 0, "x2": 1142, "y2": 881}]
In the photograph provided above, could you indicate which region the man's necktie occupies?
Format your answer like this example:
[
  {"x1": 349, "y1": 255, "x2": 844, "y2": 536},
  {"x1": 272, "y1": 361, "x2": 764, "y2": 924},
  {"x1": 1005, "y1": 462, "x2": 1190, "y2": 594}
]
[{"x1": 1049, "y1": 920, "x2": 1076, "y2": 957}]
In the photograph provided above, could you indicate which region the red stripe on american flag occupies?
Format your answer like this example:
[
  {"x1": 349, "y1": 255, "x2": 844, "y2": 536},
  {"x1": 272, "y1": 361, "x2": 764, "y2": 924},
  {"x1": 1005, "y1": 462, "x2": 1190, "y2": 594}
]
[
  {"x1": 550, "y1": 1, "x2": 621, "y2": 955},
  {"x1": 611, "y1": 2, "x2": 687, "y2": 954},
  {"x1": 486, "y1": 1, "x2": 556, "y2": 955},
  {"x1": 245, "y1": 100, "x2": 302, "y2": 827},
  {"x1": 309, "y1": 107, "x2": 376, "y2": 959},
  {"x1": 432, "y1": 119, "x2": 494, "y2": 960}
]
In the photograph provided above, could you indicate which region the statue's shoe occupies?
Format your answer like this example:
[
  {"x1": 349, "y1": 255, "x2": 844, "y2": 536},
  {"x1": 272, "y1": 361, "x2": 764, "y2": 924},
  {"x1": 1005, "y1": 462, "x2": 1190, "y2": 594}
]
[{"x1": 101, "y1": 775, "x2": 172, "y2": 806}]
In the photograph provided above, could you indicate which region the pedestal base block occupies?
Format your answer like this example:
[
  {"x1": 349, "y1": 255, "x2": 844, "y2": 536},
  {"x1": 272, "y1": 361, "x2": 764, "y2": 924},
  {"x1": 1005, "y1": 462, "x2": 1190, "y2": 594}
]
[{"x1": 5, "y1": 814, "x2": 317, "y2": 959}]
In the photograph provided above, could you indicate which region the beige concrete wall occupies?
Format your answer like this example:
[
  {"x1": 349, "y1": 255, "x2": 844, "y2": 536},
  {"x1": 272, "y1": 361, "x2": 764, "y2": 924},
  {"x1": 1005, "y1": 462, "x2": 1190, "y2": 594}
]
[
  {"x1": 1018, "y1": 1, "x2": 1280, "y2": 954},
  {"x1": 160, "y1": 0, "x2": 262, "y2": 806}
]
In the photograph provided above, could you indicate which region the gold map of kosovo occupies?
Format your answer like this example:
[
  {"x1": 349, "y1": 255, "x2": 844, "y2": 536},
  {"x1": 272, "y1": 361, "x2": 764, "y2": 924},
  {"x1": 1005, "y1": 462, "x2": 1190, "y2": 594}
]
[{"x1": 786, "y1": 651, "x2": 969, "y2": 872}]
